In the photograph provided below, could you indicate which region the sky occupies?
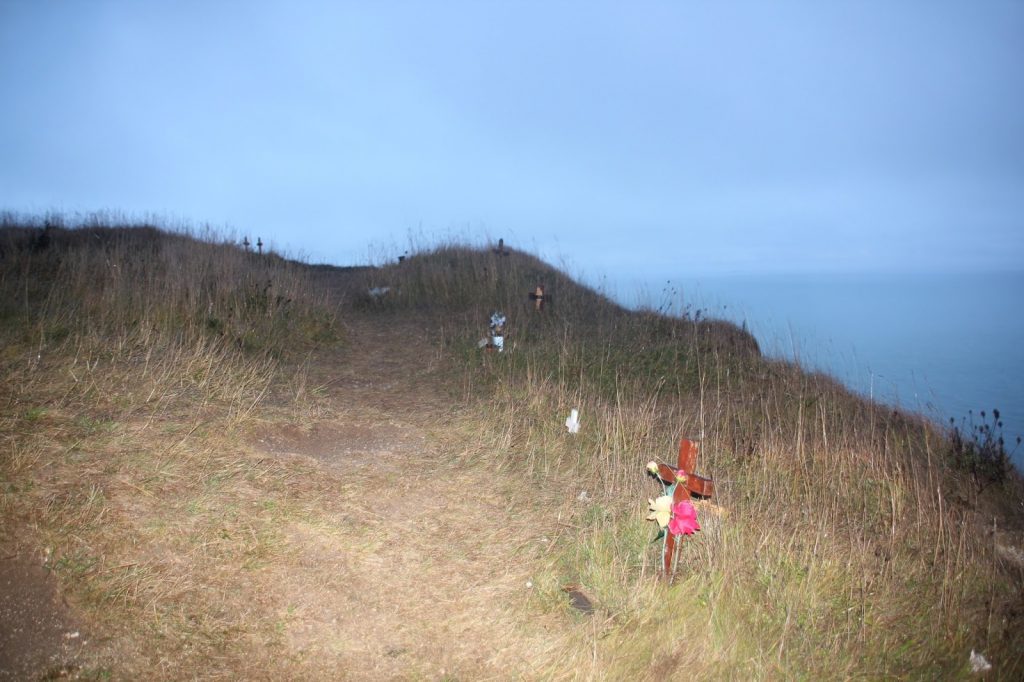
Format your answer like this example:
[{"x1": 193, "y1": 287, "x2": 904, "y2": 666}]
[{"x1": 2, "y1": 1, "x2": 1023, "y2": 277}]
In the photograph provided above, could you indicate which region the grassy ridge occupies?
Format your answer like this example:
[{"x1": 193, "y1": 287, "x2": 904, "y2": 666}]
[
  {"x1": 1, "y1": 216, "x2": 337, "y2": 418},
  {"x1": 1, "y1": 216, "x2": 336, "y2": 354},
  {"x1": 2, "y1": 219, "x2": 1022, "y2": 678}
]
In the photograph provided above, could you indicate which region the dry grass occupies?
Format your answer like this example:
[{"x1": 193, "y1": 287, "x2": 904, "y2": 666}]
[
  {"x1": 353, "y1": 238, "x2": 1024, "y2": 678},
  {"x1": 0, "y1": 216, "x2": 346, "y2": 676},
  {"x1": 2, "y1": 219, "x2": 1022, "y2": 679}
]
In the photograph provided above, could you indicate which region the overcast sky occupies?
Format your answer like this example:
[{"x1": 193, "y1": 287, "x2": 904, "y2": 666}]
[{"x1": 2, "y1": 1, "x2": 1022, "y2": 276}]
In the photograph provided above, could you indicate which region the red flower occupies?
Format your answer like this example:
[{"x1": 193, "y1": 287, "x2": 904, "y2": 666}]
[{"x1": 668, "y1": 500, "x2": 700, "y2": 536}]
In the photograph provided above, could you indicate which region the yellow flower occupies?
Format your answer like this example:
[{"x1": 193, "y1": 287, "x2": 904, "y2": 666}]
[{"x1": 647, "y1": 495, "x2": 673, "y2": 528}]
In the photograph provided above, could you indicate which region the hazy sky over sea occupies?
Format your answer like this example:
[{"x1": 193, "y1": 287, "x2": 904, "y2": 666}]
[{"x1": 2, "y1": 1, "x2": 1022, "y2": 276}]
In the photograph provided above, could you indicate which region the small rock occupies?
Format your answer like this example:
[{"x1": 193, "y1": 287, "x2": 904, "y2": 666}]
[{"x1": 561, "y1": 584, "x2": 595, "y2": 615}]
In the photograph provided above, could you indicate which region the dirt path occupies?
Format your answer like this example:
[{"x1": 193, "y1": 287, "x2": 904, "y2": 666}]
[
  {"x1": 1, "y1": 304, "x2": 582, "y2": 679},
  {"x1": 245, "y1": 312, "x2": 573, "y2": 679}
]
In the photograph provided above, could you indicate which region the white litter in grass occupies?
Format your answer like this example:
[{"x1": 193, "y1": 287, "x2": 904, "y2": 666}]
[
  {"x1": 488, "y1": 312, "x2": 507, "y2": 352},
  {"x1": 577, "y1": 490, "x2": 589, "y2": 502},
  {"x1": 368, "y1": 286, "x2": 391, "y2": 298},
  {"x1": 565, "y1": 408, "x2": 580, "y2": 434},
  {"x1": 970, "y1": 649, "x2": 992, "y2": 674}
]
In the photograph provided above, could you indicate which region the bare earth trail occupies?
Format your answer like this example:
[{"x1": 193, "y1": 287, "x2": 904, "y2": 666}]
[{"x1": 245, "y1": 309, "x2": 575, "y2": 679}]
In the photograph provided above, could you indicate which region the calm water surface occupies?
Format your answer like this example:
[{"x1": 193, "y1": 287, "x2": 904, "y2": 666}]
[{"x1": 615, "y1": 271, "x2": 1024, "y2": 469}]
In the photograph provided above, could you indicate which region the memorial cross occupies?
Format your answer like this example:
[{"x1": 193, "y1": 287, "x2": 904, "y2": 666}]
[
  {"x1": 648, "y1": 438, "x2": 714, "y2": 576},
  {"x1": 528, "y1": 285, "x2": 550, "y2": 311}
]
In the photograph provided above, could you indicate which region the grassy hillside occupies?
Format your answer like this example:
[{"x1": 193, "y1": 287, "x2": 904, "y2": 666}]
[
  {"x1": 345, "y1": 240, "x2": 1024, "y2": 677},
  {"x1": 2, "y1": 217, "x2": 1022, "y2": 679}
]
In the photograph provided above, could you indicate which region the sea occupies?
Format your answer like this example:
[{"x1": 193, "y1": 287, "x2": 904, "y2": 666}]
[{"x1": 612, "y1": 271, "x2": 1024, "y2": 471}]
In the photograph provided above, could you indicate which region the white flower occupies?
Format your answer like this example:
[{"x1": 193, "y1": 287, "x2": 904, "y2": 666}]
[{"x1": 647, "y1": 495, "x2": 673, "y2": 528}]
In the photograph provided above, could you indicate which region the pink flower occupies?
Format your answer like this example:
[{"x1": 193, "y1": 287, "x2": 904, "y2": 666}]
[{"x1": 668, "y1": 500, "x2": 700, "y2": 536}]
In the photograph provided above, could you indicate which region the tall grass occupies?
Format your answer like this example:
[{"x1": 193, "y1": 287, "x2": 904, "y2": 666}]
[
  {"x1": 0, "y1": 215, "x2": 338, "y2": 421},
  {"x1": 353, "y1": 239, "x2": 1024, "y2": 678}
]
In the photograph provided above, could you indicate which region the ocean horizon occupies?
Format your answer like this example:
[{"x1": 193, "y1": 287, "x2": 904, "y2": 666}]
[{"x1": 609, "y1": 270, "x2": 1024, "y2": 471}]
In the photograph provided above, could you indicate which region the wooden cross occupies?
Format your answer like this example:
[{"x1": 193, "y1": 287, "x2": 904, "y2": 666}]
[
  {"x1": 528, "y1": 285, "x2": 550, "y2": 310},
  {"x1": 648, "y1": 438, "x2": 714, "y2": 576}
]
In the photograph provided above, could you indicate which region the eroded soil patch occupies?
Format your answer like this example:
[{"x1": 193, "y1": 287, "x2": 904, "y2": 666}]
[
  {"x1": 252, "y1": 419, "x2": 427, "y2": 467},
  {"x1": 0, "y1": 554, "x2": 87, "y2": 679}
]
